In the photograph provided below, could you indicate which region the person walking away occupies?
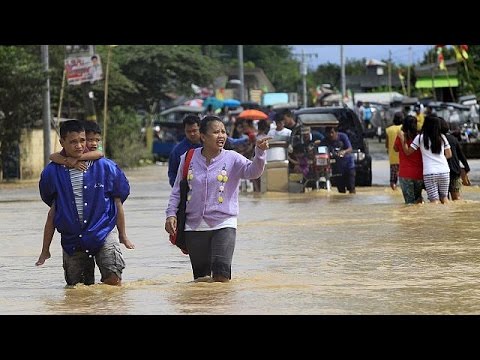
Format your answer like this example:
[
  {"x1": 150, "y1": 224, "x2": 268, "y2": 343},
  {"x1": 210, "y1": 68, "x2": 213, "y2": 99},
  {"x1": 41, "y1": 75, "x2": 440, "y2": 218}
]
[
  {"x1": 398, "y1": 115, "x2": 452, "y2": 204},
  {"x1": 394, "y1": 116, "x2": 424, "y2": 204},
  {"x1": 363, "y1": 102, "x2": 372, "y2": 129},
  {"x1": 385, "y1": 112, "x2": 404, "y2": 190},
  {"x1": 354, "y1": 101, "x2": 365, "y2": 125},
  {"x1": 414, "y1": 103, "x2": 425, "y2": 131},
  {"x1": 39, "y1": 120, "x2": 130, "y2": 286},
  {"x1": 164, "y1": 115, "x2": 270, "y2": 282},
  {"x1": 439, "y1": 118, "x2": 470, "y2": 200}
]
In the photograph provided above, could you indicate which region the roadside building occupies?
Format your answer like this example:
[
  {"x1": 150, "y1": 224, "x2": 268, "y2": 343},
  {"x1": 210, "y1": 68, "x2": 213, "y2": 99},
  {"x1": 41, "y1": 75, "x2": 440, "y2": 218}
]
[{"x1": 414, "y1": 59, "x2": 459, "y2": 102}]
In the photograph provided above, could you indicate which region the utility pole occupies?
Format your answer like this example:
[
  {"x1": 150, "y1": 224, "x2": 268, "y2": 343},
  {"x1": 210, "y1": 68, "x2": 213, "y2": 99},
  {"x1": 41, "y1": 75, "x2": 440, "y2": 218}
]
[
  {"x1": 41, "y1": 45, "x2": 51, "y2": 167},
  {"x1": 238, "y1": 45, "x2": 245, "y2": 102},
  {"x1": 388, "y1": 49, "x2": 392, "y2": 96},
  {"x1": 301, "y1": 49, "x2": 307, "y2": 108},
  {"x1": 407, "y1": 46, "x2": 412, "y2": 97},
  {"x1": 293, "y1": 49, "x2": 318, "y2": 108},
  {"x1": 429, "y1": 48, "x2": 436, "y2": 101},
  {"x1": 103, "y1": 45, "x2": 114, "y2": 151},
  {"x1": 340, "y1": 45, "x2": 346, "y2": 104}
]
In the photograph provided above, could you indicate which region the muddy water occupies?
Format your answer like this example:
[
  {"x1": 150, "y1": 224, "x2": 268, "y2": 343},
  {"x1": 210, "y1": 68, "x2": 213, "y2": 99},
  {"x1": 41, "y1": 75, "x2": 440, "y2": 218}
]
[{"x1": 2, "y1": 163, "x2": 480, "y2": 314}]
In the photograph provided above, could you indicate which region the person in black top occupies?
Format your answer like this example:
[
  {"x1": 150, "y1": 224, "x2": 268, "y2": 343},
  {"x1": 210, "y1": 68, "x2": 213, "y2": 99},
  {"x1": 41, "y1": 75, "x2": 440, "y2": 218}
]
[{"x1": 439, "y1": 118, "x2": 470, "y2": 200}]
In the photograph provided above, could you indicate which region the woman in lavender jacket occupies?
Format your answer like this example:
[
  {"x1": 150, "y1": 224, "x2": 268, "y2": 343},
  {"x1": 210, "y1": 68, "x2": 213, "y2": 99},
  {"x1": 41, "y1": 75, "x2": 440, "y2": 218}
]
[{"x1": 165, "y1": 115, "x2": 271, "y2": 282}]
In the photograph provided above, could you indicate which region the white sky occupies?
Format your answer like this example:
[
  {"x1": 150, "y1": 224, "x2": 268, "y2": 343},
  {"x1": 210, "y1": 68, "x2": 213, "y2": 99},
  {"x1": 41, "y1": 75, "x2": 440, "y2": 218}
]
[{"x1": 291, "y1": 45, "x2": 433, "y2": 68}]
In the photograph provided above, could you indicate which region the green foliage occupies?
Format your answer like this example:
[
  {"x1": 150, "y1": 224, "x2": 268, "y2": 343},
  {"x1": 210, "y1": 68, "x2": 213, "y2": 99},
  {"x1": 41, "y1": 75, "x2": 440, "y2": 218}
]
[
  {"x1": 419, "y1": 45, "x2": 480, "y2": 99},
  {"x1": 457, "y1": 45, "x2": 480, "y2": 97},
  {"x1": 87, "y1": 46, "x2": 138, "y2": 112},
  {"x1": 346, "y1": 58, "x2": 368, "y2": 76},
  {"x1": 206, "y1": 45, "x2": 301, "y2": 92},
  {"x1": 103, "y1": 106, "x2": 147, "y2": 168},
  {"x1": 114, "y1": 45, "x2": 221, "y2": 109},
  {"x1": 0, "y1": 46, "x2": 44, "y2": 170},
  {"x1": 18, "y1": 45, "x2": 479, "y2": 177},
  {"x1": 310, "y1": 62, "x2": 341, "y2": 90},
  {"x1": 21, "y1": 45, "x2": 89, "y2": 118},
  {"x1": 245, "y1": 45, "x2": 300, "y2": 91},
  {"x1": 309, "y1": 59, "x2": 370, "y2": 92}
]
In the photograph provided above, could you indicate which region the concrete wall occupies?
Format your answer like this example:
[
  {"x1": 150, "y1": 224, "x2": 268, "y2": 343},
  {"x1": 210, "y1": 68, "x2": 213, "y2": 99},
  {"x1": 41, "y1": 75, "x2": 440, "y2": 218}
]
[{"x1": 19, "y1": 128, "x2": 61, "y2": 180}]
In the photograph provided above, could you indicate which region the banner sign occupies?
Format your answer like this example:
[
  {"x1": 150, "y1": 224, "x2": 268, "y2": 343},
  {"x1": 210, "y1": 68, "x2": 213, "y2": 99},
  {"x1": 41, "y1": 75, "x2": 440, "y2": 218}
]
[{"x1": 65, "y1": 54, "x2": 103, "y2": 85}]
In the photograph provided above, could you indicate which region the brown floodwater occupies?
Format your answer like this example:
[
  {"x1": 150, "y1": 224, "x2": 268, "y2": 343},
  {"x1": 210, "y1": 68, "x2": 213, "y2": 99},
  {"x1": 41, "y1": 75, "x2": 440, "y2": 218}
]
[{"x1": 2, "y1": 163, "x2": 480, "y2": 314}]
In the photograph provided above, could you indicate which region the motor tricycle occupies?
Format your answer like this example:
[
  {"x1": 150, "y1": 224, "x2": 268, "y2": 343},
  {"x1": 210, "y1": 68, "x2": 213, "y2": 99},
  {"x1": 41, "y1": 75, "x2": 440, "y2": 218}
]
[
  {"x1": 300, "y1": 143, "x2": 333, "y2": 190},
  {"x1": 287, "y1": 112, "x2": 340, "y2": 192}
]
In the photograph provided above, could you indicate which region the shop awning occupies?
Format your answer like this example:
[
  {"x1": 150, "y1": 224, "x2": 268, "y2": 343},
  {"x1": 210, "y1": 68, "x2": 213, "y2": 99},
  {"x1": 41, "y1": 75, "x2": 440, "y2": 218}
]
[{"x1": 415, "y1": 77, "x2": 459, "y2": 88}]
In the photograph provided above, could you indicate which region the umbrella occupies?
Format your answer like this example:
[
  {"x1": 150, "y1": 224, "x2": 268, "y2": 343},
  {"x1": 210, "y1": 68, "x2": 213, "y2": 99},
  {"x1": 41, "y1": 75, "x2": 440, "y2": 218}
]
[
  {"x1": 203, "y1": 97, "x2": 224, "y2": 111},
  {"x1": 238, "y1": 109, "x2": 268, "y2": 120},
  {"x1": 223, "y1": 98, "x2": 241, "y2": 108}
]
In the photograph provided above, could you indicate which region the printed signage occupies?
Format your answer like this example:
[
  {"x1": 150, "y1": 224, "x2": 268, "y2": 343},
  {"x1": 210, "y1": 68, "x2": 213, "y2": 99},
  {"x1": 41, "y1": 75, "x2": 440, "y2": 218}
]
[{"x1": 65, "y1": 54, "x2": 103, "y2": 85}]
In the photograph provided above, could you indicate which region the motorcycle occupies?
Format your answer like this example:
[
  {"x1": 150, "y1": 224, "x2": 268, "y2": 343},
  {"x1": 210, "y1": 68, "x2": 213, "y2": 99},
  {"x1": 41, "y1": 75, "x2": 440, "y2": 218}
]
[{"x1": 303, "y1": 143, "x2": 333, "y2": 190}]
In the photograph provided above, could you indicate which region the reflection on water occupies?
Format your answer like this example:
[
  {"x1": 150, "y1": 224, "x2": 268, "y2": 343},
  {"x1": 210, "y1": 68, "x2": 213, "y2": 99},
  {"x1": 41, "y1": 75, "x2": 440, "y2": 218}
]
[
  {"x1": 167, "y1": 281, "x2": 238, "y2": 315},
  {"x1": 44, "y1": 284, "x2": 131, "y2": 315},
  {"x1": 3, "y1": 170, "x2": 480, "y2": 314}
]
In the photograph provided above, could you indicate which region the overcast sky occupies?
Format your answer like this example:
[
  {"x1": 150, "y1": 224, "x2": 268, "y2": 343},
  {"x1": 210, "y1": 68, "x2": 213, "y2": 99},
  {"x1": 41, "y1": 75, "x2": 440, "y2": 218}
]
[{"x1": 290, "y1": 45, "x2": 433, "y2": 68}]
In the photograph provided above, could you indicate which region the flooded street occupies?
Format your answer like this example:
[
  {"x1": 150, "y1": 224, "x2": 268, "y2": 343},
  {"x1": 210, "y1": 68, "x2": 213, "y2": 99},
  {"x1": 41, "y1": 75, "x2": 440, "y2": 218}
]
[{"x1": 2, "y1": 141, "x2": 480, "y2": 314}]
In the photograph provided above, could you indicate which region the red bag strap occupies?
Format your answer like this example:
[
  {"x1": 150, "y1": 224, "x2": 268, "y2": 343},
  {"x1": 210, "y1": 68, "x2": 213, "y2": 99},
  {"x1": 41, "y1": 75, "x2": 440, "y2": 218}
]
[{"x1": 182, "y1": 149, "x2": 194, "y2": 180}]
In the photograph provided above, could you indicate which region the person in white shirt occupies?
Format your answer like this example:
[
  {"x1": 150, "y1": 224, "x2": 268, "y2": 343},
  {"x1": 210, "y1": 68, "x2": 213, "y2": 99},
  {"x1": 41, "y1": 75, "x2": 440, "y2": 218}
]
[
  {"x1": 268, "y1": 112, "x2": 292, "y2": 141},
  {"x1": 398, "y1": 115, "x2": 452, "y2": 204}
]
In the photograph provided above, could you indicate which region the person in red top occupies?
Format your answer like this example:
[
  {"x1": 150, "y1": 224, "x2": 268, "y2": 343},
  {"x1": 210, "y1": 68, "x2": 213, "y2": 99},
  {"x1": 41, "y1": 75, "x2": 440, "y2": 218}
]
[{"x1": 394, "y1": 115, "x2": 424, "y2": 204}]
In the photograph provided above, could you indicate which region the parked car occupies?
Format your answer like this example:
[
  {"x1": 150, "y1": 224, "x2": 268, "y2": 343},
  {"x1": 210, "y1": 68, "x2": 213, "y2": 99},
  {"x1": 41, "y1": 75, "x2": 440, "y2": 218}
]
[
  {"x1": 152, "y1": 122, "x2": 185, "y2": 161},
  {"x1": 294, "y1": 107, "x2": 372, "y2": 186},
  {"x1": 151, "y1": 106, "x2": 204, "y2": 161}
]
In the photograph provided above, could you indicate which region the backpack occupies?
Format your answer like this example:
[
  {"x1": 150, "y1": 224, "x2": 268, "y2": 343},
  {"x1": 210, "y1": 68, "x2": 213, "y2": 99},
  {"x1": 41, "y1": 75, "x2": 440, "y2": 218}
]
[{"x1": 363, "y1": 107, "x2": 372, "y2": 121}]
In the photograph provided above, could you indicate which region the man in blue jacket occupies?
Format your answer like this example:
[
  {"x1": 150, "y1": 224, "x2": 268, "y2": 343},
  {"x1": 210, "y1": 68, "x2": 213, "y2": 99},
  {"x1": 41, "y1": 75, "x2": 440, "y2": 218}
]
[
  {"x1": 168, "y1": 115, "x2": 203, "y2": 187},
  {"x1": 39, "y1": 120, "x2": 130, "y2": 286}
]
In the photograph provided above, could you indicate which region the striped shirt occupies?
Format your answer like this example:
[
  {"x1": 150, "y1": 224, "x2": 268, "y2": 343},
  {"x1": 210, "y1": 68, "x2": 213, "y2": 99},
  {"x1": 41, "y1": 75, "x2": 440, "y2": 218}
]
[{"x1": 69, "y1": 161, "x2": 92, "y2": 222}]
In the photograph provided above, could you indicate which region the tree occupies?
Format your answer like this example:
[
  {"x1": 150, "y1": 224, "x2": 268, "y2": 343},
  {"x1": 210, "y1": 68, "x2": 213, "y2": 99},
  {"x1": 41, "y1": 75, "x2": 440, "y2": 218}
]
[
  {"x1": 114, "y1": 45, "x2": 221, "y2": 110},
  {"x1": 455, "y1": 45, "x2": 480, "y2": 97},
  {"x1": 203, "y1": 45, "x2": 302, "y2": 92},
  {"x1": 0, "y1": 46, "x2": 44, "y2": 174},
  {"x1": 243, "y1": 45, "x2": 300, "y2": 91},
  {"x1": 309, "y1": 59, "x2": 366, "y2": 92},
  {"x1": 346, "y1": 58, "x2": 369, "y2": 76},
  {"x1": 310, "y1": 62, "x2": 341, "y2": 90},
  {"x1": 105, "y1": 106, "x2": 145, "y2": 167}
]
